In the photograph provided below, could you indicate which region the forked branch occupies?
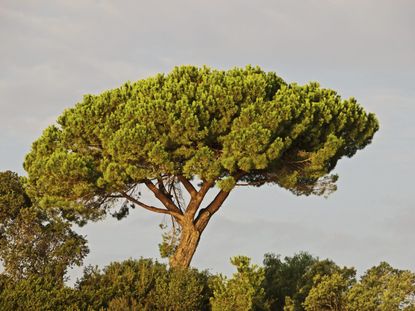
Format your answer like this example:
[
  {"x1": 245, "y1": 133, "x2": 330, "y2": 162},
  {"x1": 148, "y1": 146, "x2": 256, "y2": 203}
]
[
  {"x1": 194, "y1": 171, "x2": 245, "y2": 231},
  {"x1": 186, "y1": 180, "x2": 215, "y2": 219},
  {"x1": 143, "y1": 179, "x2": 183, "y2": 215}
]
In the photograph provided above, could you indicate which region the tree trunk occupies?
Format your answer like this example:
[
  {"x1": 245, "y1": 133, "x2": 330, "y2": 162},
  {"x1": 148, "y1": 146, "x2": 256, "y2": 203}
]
[{"x1": 169, "y1": 224, "x2": 201, "y2": 268}]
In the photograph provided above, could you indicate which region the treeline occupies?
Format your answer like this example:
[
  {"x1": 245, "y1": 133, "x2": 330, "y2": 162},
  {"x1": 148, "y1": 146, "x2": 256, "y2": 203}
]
[{"x1": 1, "y1": 253, "x2": 415, "y2": 310}]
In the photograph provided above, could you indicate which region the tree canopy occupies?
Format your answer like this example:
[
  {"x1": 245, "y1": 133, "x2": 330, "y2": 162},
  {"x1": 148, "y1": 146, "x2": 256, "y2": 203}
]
[{"x1": 24, "y1": 65, "x2": 379, "y2": 267}]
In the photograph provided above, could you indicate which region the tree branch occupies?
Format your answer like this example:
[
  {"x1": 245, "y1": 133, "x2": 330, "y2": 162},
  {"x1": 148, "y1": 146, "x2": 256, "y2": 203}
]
[
  {"x1": 144, "y1": 179, "x2": 183, "y2": 215},
  {"x1": 177, "y1": 175, "x2": 197, "y2": 198},
  {"x1": 186, "y1": 180, "x2": 214, "y2": 220},
  {"x1": 194, "y1": 189, "x2": 230, "y2": 231},
  {"x1": 194, "y1": 171, "x2": 245, "y2": 231},
  {"x1": 156, "y1": 176, "x2": 167, "y2": 193},
  {"x1": 106, "y1": 194, "x2": 125, "y2": 198},
  {"x1": 235, "y1": 181, "x2": 264, "y2": 186},
  {"x1": 199, "y1": 189, "x2": 230, "y2": 218},
  {"x1": 120, "y1": 191, "x2": 183, "y2": 221}
]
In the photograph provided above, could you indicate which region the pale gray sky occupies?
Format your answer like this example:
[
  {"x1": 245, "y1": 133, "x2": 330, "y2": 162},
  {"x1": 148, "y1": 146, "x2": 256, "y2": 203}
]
[{"x1": 1, "y1": 0, "x2": 414, "y2": 281}]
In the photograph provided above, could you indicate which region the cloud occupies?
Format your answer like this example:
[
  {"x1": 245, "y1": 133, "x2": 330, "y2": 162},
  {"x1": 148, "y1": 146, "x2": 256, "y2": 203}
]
[{"x1": 1, "y1": 0, "x2": 414, "y2": 279}]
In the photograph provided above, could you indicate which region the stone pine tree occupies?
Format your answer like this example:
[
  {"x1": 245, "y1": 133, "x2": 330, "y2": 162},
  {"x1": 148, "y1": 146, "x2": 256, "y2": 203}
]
[{"x1": 24, "y1": 66, "x2": 379, "y2": 268}]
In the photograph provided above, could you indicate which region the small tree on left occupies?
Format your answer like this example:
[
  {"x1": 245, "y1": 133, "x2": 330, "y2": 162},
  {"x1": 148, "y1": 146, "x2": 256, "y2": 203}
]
[{"x1": 0, "y1": 171, "x2": 88, "y2": 283}]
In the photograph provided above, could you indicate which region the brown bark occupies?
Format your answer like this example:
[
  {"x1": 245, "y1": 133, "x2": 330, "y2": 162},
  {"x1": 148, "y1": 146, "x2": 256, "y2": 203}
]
[
  {"x1": 169, "y1": 173, "x2": 245, "y2": 268},
  {"x1": 195, "y1": 189, "x2": 230, "y2": 232},
  {"x1": 169, "y1": 223, "x2": 201, "y2": 268},
  {"x1": 170, "y1": 188, "x2": 229, "y2": 268},
  {"x1": 144, "y1": 179, "x2": 183, "y2": 215},
  {"x1": 186, "y1": 180, "x2": 214, "y2": 219}
]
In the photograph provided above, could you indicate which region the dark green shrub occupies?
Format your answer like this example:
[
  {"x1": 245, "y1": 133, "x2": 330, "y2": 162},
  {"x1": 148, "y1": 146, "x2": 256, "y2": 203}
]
[{"x1": 75, "y1": 258, "x2": 211, "y2": 310}]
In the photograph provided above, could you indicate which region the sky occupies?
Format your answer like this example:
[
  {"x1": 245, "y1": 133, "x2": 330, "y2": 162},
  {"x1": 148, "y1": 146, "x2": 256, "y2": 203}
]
[{"x1": 1, "y1": 0, "x2": 414, "y2": 282}]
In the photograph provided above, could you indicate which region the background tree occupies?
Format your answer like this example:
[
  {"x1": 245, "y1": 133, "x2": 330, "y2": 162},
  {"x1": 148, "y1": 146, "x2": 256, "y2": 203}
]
[
  {"x1": 262, "y1": 252, "x2": 355, "y2": 311},
  {"x1": 0, "y1": 171, "x2": 88, "y2": 283},
  {"x1": 302, "y1": 261, "x2": 415, "y2": 311},
  {"x1": 303, "y1": 272, "x2": 355, "y2": 311},
  {"x1": 262, "y1": 252, "x2": 317, "y2": 310},
  {"x1": 24, "y1": 65, "x2": 379, "y2": 268},
  {"x1": 210, "y1": 256, "x2": 269, "y2": 311},
  {"x1": 296, "y1": 259, "x2": 355, "y2": 311},
  {"x1": 346, "y1": 262, "x2": 415, "y2": 310}
]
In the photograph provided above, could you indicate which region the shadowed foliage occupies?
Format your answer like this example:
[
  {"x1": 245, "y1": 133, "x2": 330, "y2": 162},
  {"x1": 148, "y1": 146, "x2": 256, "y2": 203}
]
[{"x1": 75, "y1": 258, "x2": 211, "y2": 311}]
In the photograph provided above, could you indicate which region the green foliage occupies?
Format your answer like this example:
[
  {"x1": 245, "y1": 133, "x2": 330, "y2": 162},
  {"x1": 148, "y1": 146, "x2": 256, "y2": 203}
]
[
  {"x1": 0, "y1": 171, "x2": 31, "y2": 220},
  {"x1": 284, "y1": 297, "x2": 295, "y2": 311},
  {"x1": 262, "y1": 252, "x2": 356, "y2": 311},
  {"x1": 75, "y1": 258, "x2": 164, "y2": 310},
  {"x1": 75, "y1": 258, "x2": 211, "y2": 310},
  {"x1": 303, "y1": 272, "x2": 355, "y2": 311},
  {"x1": 106, "y1": 296, "x2": 139, "y2": 311},
  {"x1": 0, "y1": 252, "x2": 413, "y2": 310},
  {"x1": 210, "y1": 256, "x2": 269, "y2": 311},
  {"x1": 262, "y1": 252, "x2": 318, "y2": 310},
  {"x1": 0, "y1": 171, "x2": 88, "y2": 282},
  {"x1": 346, "y1": 262, "x2": 415, "y2": 310},
  {"x1": 158, "y1": 223, "x2": 181, "y2": 259},
  {"x1": 302, "y1": 261, "x2": 415, "y2": 311},
  {"x1": 148, "y1": 267, "x2": 211, "y2": 310},
  {"x1": 24, "y1": 65, "x2": 379, "y2": 223},
  {"x1": 0, "y1": 274, "x2": 79, "y2": 311},
  {"x1": 297, "y1": 259, "x2": 356, "y2": 310}
]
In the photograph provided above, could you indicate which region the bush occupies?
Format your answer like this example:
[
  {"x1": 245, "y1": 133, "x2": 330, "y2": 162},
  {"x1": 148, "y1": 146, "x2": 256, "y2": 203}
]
[
  {"x1": 75, "y1": 258, "x2": 211, "y2": 310},
  {"x1": 210, "y1": 256, "x2": 269, "y2": 311},
  {"x1": 0, "y1": 274, "x2": 78, "y2": 311}
]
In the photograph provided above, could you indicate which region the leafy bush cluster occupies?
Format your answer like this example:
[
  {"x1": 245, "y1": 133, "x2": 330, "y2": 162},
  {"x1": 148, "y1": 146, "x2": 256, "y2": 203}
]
[{"x1": 1, "y1": 254, "x2": 414, "y2": 311}]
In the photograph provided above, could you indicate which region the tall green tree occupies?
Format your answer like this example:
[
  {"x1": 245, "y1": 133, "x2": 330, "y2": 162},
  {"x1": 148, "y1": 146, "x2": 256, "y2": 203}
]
[
  {"x1": 24, "y1": 66, "x2": 379, "y2": 268},
  {"x1": 0, "y1": 171, "x2": 88, "y2": 282}
]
